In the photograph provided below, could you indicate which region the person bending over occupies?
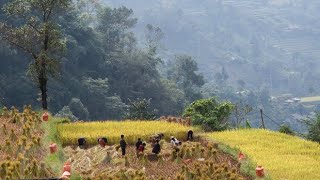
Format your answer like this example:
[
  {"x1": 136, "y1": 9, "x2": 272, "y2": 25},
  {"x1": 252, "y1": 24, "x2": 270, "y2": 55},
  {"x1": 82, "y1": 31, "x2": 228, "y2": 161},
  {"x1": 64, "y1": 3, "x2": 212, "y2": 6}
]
[{"x1": 152, "y1": 140, "x2": 161, "y2": 154}]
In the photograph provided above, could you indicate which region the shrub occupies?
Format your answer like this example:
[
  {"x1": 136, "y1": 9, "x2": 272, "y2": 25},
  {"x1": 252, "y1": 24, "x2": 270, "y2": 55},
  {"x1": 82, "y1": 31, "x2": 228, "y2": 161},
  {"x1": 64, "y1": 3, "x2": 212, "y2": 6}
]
[
  {"x1": 183, "y1": 97, "x2": 234, "y2": 131},
  {"x1": 305, "y1": 114, "x2": 320, "y2": 143},
  {"x1": 279, "y1": 125, "x2": 295, "y2": 135},
  {"x1": 54, "y1": 106, "x2": 78, "y2": 121}
]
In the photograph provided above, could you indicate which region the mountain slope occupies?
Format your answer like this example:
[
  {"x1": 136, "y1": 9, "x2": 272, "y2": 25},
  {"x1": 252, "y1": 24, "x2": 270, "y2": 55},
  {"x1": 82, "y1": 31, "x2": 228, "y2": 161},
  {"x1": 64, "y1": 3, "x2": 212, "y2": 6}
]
[{"x1": 103, "y1": 0, "x2": 320, "y2": 95}]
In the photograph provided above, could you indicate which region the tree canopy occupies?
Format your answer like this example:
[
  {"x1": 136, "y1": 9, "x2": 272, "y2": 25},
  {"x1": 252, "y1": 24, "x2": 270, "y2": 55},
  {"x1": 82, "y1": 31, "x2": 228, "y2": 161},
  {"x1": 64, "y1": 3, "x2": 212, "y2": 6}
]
[
  {"x1": 183, "y1": 98, "x2": 234, "y2": 131},
  {"x1": 0, "y1": 1, "x2": 204, "y2": 120}
]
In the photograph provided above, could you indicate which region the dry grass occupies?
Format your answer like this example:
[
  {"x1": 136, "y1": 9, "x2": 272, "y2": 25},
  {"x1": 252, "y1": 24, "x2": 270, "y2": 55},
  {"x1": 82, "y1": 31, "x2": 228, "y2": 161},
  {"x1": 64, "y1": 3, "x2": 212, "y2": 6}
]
[
  {"x1": 0, "y1": 107, "x2": 56, "y2": 179},
  {"x1": 0, "y1": 116, "x2": 44, "y2": 161},
  {"x1": 63, "y1": 141, "x2": 250, "y2": 179}
]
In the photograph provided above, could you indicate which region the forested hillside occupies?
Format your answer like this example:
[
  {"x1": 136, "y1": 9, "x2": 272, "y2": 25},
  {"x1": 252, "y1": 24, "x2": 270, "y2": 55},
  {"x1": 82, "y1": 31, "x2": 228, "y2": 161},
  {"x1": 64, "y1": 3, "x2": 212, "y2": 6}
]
[
  {"x1": 1, "y1": 1, "x2": 320, "y2": 179},
  {"x1": 0, "y1": 0, "x2": 204, "y2": 120},
  {"x1": 104, "y1": 0, "x2": 320, "y2": 96},
  {"x1": 1, "y1": 0, "x2": 320, "y2": 132},
  {"x1": 101, "y1": 0, "x2": 320, "y2": 131}
]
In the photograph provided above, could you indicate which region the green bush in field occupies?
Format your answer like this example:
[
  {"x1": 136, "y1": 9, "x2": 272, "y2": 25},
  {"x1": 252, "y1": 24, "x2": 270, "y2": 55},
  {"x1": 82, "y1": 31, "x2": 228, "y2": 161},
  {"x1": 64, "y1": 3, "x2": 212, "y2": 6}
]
[
  {"x1": 279, "y1": 124, "x2": 295, "y2": 135},
  {"x1": 183, "y1": 97, "x2": 234, "y2": 131}
]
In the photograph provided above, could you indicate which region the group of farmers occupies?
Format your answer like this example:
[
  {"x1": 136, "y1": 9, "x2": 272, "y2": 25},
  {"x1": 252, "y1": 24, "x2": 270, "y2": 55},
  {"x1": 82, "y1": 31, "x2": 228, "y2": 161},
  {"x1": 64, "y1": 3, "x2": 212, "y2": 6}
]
[
  {"x1": 118, "y1": 129, "x2": 193, "y2": 157},
  {"x1": 78, "y1": 130, "x2": 194, "y2": 158}
]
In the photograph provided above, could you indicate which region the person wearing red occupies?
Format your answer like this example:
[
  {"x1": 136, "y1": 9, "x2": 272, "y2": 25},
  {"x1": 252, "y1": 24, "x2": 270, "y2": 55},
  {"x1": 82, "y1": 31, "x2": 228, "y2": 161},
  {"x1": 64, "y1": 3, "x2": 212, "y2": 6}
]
[
  {"x1": 138, "y1": 142, "x2": 146, "y2": 153},
  {"x1": 137, "y1": 142, "x2": 146, "y2": 158}
]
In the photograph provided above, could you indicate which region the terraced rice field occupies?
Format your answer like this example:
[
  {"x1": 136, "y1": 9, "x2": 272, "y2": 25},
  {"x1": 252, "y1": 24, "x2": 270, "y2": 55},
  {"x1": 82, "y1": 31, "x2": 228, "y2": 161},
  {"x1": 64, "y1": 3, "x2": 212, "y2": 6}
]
[
  {"x1": 208, "y1": 129, "x2": 320, "y2": 180},
  {"x1": 57, "y1": 121, "x2": 192, "y2": 146}
]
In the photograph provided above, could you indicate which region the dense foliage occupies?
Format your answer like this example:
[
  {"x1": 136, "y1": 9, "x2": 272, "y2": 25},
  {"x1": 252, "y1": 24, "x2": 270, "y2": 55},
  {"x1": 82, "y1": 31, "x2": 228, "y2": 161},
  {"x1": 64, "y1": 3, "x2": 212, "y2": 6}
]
[
  {"x1": 278, "y1": 124, "x2": 295, "y2": 136},
  {"x1": 106, "y1": 0, "x2": 320, "y2": 97},
  {"x1": 102, "y1": 0, "x2": 320, "y2": 132},
  {"x1": 1, "y1": 0, "x2": 319, "y2": 133},
  {"x1": 124, "y1": 98, "x2": 157, "y2": 120},
  {"x1": 305, "y1": 114, "x2": 320, "y2": 143},
  {"x1": 0, "y1": 1, "x2": 203, "y2": 120},
  {"x1": 183, "y1": 98, "x2": 234, "y2": 131},
  {"x1": 0, "y1": 0, "x2": 72, "y2": 110}
]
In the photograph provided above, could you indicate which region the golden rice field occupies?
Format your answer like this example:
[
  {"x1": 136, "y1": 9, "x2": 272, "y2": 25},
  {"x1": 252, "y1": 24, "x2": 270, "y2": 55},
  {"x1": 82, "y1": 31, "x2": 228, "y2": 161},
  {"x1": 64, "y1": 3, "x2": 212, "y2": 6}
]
[
  {"x1": 57, "y1": 121, "x2": 192, "y2": 146},
  {"x1": 208, "y1": 129, "x2": 320, "y2": 180}
]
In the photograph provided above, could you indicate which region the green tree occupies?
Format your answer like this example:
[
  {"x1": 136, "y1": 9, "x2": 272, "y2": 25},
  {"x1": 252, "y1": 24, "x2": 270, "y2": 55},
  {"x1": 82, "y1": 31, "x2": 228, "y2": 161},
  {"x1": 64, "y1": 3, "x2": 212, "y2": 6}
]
[
  {"x1": 124, "y1": 98, "x2": 157, "y2": 120},
  {"x1": 304, "y1": 114, "x2": 320, "y2": 143},
  {"x1": 96, "y1": 6, "x2": 184, "y2": 117},
  {"x1": 168, "y1": 54, "x2": 205, "y2": 103},
  {"x1": 0, "y1": 0, "x2": 71, "y2": 110},
  {"x1": 97, "y1": 6, "x2": 137, "y2": 55},
  {"x1": 68, "y1": 98, "x2": 89, "y2": 120},
  {"x1": 81, "y1": 77, "x2": 126, "y2": 120},
  {"x1": 145, "y1": 24, "x2": 164, "y2": 52},
  {"x1": 183, "y1": 98, "x2": 234, "y2": 131},
  {"x1": 157, "y1": 79, "x2": 185, "y2": 115}
]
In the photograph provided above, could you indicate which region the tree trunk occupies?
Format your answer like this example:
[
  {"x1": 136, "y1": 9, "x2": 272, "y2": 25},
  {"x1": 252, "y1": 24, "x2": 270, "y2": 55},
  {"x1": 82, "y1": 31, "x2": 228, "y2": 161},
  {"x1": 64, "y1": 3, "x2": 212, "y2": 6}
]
[
  {"x1": 39, "y1": 75, "x2": 48, "y2": 110},
  {"x1": 39, "y1": 58, "x2": 48, "y2": 110},
  {"x1": 40, "y1": 23, "x2": 49, "y2": 110}
]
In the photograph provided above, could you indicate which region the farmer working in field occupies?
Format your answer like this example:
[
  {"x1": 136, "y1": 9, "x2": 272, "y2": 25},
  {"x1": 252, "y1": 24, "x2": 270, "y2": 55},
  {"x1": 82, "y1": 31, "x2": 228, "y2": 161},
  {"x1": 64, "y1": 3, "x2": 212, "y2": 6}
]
[
  {"x1": 152, "y1": 139, "x2": 161, "y2": 154},
  {"x1": 171, "y1": 136, "x2": 181, "y2": 147},
  {"x1": 149, "y1": 133, "x2": 164, "y2": 147},
  {"x1": 138, "y1": 142, "x2": 146, "y2": 157},
  {"x1": 139, "y1": 142, "x2": 146, "y2": 152},
  {"x1": 187, "y1": 130, "x2": 193, "y2": 141},
  {"x1": 135, "y1": 138, "x2": 143, "y2": 157},
  {"x1": 120, "y1": 134, "x2": 127, "y2": 157}
]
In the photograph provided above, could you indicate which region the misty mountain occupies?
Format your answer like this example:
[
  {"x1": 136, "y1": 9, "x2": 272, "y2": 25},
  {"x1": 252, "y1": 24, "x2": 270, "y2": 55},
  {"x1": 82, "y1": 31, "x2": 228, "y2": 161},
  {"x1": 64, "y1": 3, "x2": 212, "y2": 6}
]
[{"x1": 103, "y1": 0, "x2": 320, "y2": 96}]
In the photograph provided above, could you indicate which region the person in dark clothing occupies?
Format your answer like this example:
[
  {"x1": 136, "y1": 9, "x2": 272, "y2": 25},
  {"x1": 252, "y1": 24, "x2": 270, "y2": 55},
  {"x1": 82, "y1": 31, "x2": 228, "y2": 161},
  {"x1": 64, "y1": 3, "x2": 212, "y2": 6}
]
[
  {"x1": 120, "y1": 135, "x2": 127, "y2": 156},
  {"x1": 135, "y1": 138, "x2": 142, "y2": 150},
  {"x1": 187, "y1": 130, "x2": 194, "y2": 141},
  {"x1": 152, "y1": 140, "x2": 161, "y2": 154},
  {"x1": 78, "y1": 137, "x2": 86, "y2": 149},
  {"x1": 135, "y1": 138, "x2": 142, "y2": 157}
]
